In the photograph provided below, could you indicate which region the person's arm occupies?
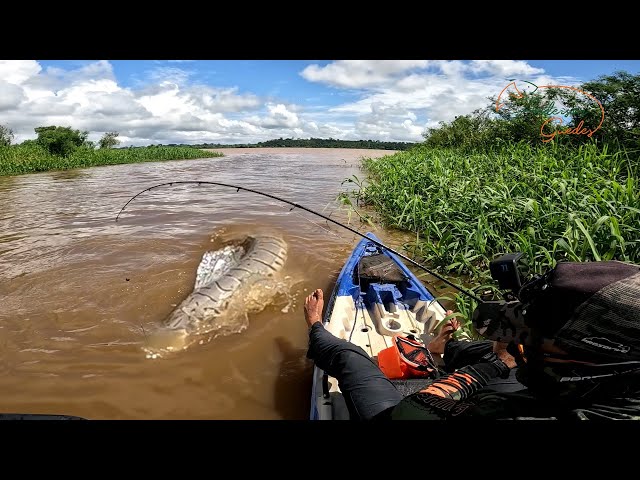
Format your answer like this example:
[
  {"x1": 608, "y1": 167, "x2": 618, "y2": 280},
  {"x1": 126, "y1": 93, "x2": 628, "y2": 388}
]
[
  {"x1": 389, "y1": 351, "x2": 511, "y2": 419},
  {"x1": 443, "y1": 339, "x2": 518, "y2": 372},
  {"x1": 422, "y1": 351, "x2": 511, "y2": 400}
]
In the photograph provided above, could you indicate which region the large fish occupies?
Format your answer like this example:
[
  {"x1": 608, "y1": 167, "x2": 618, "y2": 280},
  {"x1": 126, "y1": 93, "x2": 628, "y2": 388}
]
[{"x1": 144, "y1": 235, "x2": 288, "y2": 357}]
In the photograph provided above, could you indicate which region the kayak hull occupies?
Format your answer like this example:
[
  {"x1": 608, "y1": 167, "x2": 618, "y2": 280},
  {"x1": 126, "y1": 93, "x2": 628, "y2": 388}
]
[{"x1": 309, "y1": 232, "x2": 447, "y2": 420}]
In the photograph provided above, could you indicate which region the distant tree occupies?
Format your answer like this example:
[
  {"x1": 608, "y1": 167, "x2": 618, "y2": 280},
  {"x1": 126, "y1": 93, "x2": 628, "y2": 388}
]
[
  {"x1": 98, "y1": 131, "x2": 120, "y2": 149},
  {"x1": 250, "y1": 137, "x2": 414, "y2": 150},
  {"x1": 34, "y1": 126, "x2": 88, "y2": 156},
  {"x1": 0, "y1": 124, "x2": 14, "y2": 147}
]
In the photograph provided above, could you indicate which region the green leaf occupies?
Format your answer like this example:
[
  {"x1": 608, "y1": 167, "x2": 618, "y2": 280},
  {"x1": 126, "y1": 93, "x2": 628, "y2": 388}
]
[{"x1": 574, "y1": 217, "x2": 601, "y2": 261}]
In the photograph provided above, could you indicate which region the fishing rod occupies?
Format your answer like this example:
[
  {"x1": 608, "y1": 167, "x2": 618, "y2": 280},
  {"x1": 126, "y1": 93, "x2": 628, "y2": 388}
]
[{"x1": 115, "y1": 181, "x2": 484, "y2": 304}]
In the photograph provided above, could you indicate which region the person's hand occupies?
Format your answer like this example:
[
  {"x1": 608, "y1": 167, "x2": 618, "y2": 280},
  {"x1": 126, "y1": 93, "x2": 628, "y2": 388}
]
[
  {"x1": 427, "y1": 310, "x2": 460, "y2": 355},
  {"x1": 493, "y1": 342, "x2": 517, "y2": 369}
]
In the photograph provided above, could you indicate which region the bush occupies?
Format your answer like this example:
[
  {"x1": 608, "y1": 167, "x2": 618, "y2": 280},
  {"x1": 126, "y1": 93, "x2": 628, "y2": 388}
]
[{"x1": 35, "y1": 126, "x2": 88, "y2": 157}]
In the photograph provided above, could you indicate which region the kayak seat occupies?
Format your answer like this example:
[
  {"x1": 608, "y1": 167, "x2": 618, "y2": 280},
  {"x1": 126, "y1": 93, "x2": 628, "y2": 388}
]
[{"x1": 358, "y1": 254, "x2": 407, "y2": 285}]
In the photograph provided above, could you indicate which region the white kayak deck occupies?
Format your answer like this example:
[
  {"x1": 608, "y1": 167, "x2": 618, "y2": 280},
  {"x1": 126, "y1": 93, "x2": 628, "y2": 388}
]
[{"x1": 323, "y1": 294, "x2": 448, "y2": 394}]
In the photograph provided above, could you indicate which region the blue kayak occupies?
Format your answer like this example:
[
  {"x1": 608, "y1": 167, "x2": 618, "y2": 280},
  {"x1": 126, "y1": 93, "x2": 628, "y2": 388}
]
[{"x1": 309, "y1": 232, "x2": 448, "y2": 420}]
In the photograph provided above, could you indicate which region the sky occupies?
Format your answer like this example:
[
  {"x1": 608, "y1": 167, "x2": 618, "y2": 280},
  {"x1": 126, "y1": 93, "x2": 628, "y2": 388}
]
[{"x1": 1, "y1": 60, "x2": 639, "y2": 146}]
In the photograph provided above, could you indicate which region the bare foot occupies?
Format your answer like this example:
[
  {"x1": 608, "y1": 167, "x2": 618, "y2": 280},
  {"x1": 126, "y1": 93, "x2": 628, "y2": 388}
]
[
  {"x1": 304, "y1": 289, "x2": 324, "y2": 328},
  {"x1": 427, "y1": 311, "x2": 460, "y2": 355}
]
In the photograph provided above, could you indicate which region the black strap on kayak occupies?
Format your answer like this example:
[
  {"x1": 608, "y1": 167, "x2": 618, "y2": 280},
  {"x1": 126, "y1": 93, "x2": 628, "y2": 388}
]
[{"x1": 116, "y1": 181, "x2": 484, "y2": 304}]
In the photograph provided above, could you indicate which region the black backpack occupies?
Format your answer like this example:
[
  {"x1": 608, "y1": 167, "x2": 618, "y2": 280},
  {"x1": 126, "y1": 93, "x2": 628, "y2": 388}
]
[{"x1": 520, "y1": 260, "x2": 640, "y2": 362}]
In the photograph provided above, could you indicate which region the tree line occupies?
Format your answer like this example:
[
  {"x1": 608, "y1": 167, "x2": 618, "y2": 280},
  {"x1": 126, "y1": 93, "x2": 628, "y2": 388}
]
[
  {"x1": 1, "y1": 128, "x2": 414, "y2": 153},
  {"x1": 189, "y1": 138, "x2": 415, "y2": 150}
]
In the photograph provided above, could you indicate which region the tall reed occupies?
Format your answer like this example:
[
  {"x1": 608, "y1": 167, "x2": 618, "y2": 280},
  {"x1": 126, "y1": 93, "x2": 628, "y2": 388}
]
[{"x1": 355, "y1": 143, "x2": 639, "y2": 327}]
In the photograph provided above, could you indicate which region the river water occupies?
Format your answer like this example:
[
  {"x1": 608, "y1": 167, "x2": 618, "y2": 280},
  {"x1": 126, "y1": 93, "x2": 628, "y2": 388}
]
[{"x1": 0, "y1": 147, "x2": 418, "y2": 419}]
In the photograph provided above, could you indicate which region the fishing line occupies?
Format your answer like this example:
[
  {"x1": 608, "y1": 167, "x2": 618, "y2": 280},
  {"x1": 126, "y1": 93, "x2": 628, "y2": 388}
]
[
  {"x1": 115, "y1": 181, "x2": 484, "y2": 304},
  {"x1": 279, "y1": 202, "x2": 344, "y2": 240}
]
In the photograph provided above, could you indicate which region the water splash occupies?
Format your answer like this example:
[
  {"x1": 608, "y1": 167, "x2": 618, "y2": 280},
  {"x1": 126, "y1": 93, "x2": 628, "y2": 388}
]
[{"x1": 143, "y1": 236, "x2": 297, "y2": 359}]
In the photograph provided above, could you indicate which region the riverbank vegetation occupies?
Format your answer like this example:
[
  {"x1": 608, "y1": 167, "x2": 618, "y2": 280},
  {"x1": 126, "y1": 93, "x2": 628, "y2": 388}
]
[
  {"x1": 347, "y1": 71, "x2": 640, "y2": 332},
  {"x1": 0, "y1": 126, "x2": 223, "y2": 176},
  {"x1": 192, "y1": 137, "x2": 414, "y2": 150}
]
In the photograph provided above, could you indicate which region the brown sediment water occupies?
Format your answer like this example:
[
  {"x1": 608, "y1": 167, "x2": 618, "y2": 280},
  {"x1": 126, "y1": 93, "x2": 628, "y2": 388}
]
[{"x1": 0, "y1": 147, "x2": 419, "y2": 419}]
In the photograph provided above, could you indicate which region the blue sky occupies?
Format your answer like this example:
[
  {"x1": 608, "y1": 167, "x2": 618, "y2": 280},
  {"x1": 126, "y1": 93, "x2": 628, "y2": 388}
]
[{"x1": 2, "y1": 60, "x2": 638, "y2": 146}]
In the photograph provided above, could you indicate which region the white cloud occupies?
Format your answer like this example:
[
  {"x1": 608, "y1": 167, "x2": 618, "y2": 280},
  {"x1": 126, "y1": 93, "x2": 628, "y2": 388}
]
[
  {"x1": 300, "y1": 60, "x2": 430, "y2": 88},
  {"x1": 353, "y1": 102, "x2": 426, "y2": 141},
  {"x1": 253, "y1": 103, "x2": 300, "y2": 129},
  {"x1": 0, "y1": 61, "x2": 298, "y2": 145},
  {"x1": 0, "y1": 80, "x2": 25, "y2": 111},
  {"x1": 0, "y1": 60, "x2": 41, "y2": 84},
  {"x1": 185, "y1": 85, "x2": 261, "y2": 113},
  {"x1": 0, "y1": 59, "x2": 573, "y2": 146},
  {"x1": 305, "y1": 60, "x2": 573, "y2": 142},
  {"x1": 469, "y1": 60, "x2": 545, "y2": 77},
  {"x1": 147, "y1": 66, "x2": 193, "y2": 86}
]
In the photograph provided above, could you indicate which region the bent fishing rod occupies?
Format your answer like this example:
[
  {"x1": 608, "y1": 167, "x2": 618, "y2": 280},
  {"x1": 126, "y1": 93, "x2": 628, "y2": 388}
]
[{"x1": 115, "y1": 181, "x2": 484, "y2": 304}]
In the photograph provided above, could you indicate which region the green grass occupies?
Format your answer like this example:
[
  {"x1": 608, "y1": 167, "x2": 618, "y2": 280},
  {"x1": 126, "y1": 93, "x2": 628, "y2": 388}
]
[
  {"x1": 350, "y1": 142, "x2": 640, "y2": 327},
  {"x1": 0, "y1": 144, "x2": 223, "y2": 176}
]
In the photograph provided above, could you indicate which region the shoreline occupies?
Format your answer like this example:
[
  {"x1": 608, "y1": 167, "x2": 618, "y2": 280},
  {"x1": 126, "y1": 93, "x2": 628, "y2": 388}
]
[
  {"x1": 0, "y1": 146, "x2": 402, "y2": 178},
  {"x1": 203, "y1": 146, "x2": 397, "y2": 156},
  {"x1": 0, "y1": 146, "x2": 223, "y2": 177}
]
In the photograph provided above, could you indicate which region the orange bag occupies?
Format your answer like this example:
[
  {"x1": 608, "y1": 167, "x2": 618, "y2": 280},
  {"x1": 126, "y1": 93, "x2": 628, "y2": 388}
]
[{"x1": 378, "y1": 335, "x2": 438, "y2": 380}]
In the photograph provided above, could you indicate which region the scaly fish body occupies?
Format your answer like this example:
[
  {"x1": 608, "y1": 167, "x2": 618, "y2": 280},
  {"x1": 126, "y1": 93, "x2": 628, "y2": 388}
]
[{"x1": 144, "y1": 235, "x2": 288, "y2": 356}]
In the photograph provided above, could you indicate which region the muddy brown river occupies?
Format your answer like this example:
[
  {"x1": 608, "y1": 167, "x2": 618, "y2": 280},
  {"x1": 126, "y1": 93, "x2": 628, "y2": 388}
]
[{"x1": 0, "y1": 147, "x2": 419, "y2": 419}]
